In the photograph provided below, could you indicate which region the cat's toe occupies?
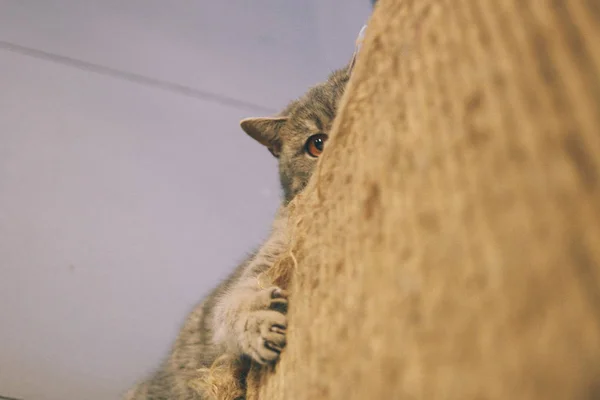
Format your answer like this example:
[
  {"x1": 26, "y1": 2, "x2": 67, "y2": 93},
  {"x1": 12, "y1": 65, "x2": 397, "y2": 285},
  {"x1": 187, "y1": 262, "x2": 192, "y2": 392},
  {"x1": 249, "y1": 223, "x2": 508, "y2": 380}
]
[
  {"x1": 271, "y1": 287, "x2": 289, "y2": 299},
  {"x1": 244, "y1": 310, "x2": 287, "y2": 364},
  {"x1": 269, "y1": 287, "x2": 288, "y2": 314},
  {"x1": 254, "y1": 337, "x2": 281, "y2": 363},
  {"x1": 251, "y1": 286, "x2": 287, "y2": 311},
  {"x1": 263, "y1": 330, "x2": 286, "y2": 351}
]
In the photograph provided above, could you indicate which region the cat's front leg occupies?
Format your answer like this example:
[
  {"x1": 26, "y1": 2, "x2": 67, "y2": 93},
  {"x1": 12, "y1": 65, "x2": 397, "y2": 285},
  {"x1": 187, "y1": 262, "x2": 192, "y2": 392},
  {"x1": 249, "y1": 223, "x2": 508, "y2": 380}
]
[
  {"x1": 235, "y1": 286, "x2": 288, "y2": 364},
  {"x1": 212, "y1": 283, "x2": 288, "y2": 365}
]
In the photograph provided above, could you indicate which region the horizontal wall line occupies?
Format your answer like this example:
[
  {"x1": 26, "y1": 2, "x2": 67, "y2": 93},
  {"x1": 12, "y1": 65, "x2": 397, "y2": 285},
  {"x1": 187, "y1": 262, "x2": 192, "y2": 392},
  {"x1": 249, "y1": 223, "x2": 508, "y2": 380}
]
[{"x1": 0, "y1": 40, "x2": 277, "y2": 114}]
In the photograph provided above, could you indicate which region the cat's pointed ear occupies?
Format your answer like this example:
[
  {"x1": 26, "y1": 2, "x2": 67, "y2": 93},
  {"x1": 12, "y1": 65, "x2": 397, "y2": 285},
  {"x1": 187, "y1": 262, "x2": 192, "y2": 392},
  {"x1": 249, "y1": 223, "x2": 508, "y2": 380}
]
[
  {"x1": 347, "y1": 24, "x2": 367, "y2": 75},
  {"x1": 240, "y1": 117, "x2": 288, "y2": 158},
  {"x1": 347, "y1": 48, "x2": 359, "y2": 75}
]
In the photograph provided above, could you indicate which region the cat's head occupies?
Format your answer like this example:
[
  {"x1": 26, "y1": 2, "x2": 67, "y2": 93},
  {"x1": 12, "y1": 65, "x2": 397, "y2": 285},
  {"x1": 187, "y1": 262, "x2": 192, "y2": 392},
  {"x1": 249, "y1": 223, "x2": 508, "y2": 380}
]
[{"x1": 240, "y1": 67, "x2": 350, "y2": 203}]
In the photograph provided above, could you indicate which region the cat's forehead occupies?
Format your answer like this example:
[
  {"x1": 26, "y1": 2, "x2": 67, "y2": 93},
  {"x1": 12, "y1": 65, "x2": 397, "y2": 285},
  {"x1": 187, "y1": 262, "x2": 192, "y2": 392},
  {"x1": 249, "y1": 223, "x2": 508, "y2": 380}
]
[
  {"x1": 288, "y1": 99, "x2": 334, "y2": 132},
  {"x1": 282, "y1": 70, "x2": 348, "y2": 134}
]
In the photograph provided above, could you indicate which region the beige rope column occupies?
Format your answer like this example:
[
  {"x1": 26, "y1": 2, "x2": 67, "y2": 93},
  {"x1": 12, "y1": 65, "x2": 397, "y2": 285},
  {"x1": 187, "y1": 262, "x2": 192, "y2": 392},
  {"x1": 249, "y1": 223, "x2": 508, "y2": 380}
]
[{"x1": 247, "y1": 0, "x2": 600, "y2": 398}]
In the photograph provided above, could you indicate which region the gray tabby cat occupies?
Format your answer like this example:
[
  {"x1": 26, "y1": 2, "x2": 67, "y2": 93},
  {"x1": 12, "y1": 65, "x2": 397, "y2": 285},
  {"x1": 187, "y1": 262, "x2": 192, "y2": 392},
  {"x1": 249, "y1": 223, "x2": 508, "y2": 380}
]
[{"x1": 125, "y1": 65, "x2": 351, "y2": 400}]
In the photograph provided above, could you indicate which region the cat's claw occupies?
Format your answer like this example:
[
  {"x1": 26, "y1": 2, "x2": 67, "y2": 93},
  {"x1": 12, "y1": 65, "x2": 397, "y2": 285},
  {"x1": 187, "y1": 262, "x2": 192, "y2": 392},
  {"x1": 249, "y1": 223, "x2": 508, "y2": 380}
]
[{"x1": 272, "y1": 287, "x2": 288, "y2": 299}]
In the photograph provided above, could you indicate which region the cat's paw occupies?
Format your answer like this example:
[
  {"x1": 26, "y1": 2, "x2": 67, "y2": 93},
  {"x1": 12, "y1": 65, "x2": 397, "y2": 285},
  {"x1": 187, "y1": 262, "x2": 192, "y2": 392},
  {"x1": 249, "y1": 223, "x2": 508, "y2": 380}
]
[{"x1": 241, "y1": 287, "x2": 288, "y2": 364}]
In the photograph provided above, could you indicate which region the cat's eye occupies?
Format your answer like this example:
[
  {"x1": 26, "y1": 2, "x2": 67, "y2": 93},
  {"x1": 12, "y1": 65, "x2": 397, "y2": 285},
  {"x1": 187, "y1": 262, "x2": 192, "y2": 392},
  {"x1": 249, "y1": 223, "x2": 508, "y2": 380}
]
[{"x1": 305, "y1": 134, "x2": 328, "y2": 158}]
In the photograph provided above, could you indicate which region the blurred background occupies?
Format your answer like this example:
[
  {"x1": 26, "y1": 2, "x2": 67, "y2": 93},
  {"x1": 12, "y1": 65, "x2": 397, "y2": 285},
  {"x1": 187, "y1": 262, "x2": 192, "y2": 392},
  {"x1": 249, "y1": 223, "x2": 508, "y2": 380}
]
[{"x1": 0, "y1": 1, "x2": 370, "y2": 399}]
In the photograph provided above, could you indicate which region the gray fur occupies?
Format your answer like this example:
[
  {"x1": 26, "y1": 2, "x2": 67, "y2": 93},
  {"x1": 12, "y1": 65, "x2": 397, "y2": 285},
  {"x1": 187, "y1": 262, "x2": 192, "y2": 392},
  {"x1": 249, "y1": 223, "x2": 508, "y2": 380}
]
[{"x1": 125, "y1": 67, "x2": 350, "y2": 400}]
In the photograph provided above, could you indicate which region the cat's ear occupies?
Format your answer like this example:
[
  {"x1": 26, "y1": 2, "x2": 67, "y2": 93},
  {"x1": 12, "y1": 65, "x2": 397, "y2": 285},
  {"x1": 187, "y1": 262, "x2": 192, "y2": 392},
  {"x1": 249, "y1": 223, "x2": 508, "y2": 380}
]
[
  {"x1": 240, "y1": 117, "x2": 288, "y2": 158},
  {"x1": 347, "y1": 25, "x2": 367, "y2": 75},
  {"x1": 347, "y1": 53, "x2": 357, "y2": 75}
]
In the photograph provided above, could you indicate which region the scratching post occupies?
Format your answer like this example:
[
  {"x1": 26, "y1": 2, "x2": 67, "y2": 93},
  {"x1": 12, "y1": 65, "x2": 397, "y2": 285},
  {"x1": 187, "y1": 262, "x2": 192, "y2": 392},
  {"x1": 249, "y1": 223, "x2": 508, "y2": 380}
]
[{"x1": 247, "y1": 0, "x2": 600, "y2": 398}]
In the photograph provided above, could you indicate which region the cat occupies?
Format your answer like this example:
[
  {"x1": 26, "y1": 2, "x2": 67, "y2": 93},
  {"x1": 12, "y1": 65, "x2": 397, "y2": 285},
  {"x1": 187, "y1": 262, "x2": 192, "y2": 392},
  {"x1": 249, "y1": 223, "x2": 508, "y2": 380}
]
[{"x1": 125, "y1": 64, "x2": 352, "y2": 400}]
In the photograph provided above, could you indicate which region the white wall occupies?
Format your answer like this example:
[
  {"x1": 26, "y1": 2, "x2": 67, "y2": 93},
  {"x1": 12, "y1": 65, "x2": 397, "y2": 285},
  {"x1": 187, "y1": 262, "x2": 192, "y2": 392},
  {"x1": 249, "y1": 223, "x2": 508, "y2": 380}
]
[{"x1": 0, "y1": 1, "x2": 370, "y2": 399}]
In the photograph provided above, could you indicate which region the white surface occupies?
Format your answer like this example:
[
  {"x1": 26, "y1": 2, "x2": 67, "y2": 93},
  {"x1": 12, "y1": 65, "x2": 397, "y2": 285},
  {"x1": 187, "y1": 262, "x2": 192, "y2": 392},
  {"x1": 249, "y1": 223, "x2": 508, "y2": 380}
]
[{"x1": 0, "y1": 1, "x2": 369, "y2": 399}]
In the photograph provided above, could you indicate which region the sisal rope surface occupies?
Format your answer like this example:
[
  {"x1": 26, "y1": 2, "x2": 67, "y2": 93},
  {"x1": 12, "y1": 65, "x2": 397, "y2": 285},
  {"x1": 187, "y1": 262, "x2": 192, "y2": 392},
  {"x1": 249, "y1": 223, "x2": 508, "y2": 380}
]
[{"x1": 247, "y1": 0, "x2": 600, "y2": 398}]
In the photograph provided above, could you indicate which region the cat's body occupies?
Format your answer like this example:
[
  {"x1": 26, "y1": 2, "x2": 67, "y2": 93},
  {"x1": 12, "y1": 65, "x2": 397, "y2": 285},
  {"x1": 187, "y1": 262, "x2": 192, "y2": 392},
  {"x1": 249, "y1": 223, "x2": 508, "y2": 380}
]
[{"x1": 125, "y1": 67, "x2": 350, "y2": 400}]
